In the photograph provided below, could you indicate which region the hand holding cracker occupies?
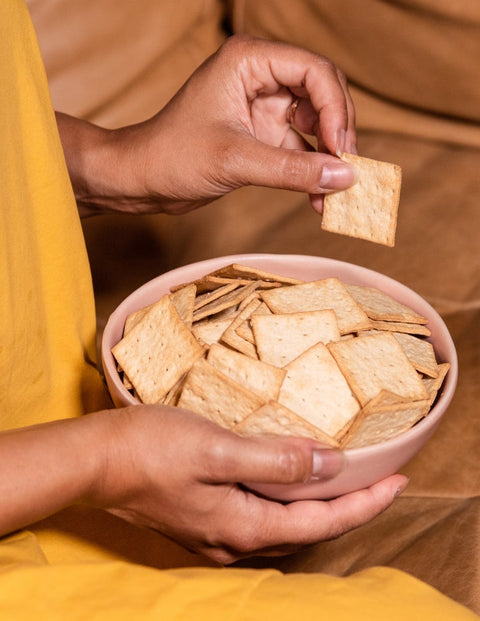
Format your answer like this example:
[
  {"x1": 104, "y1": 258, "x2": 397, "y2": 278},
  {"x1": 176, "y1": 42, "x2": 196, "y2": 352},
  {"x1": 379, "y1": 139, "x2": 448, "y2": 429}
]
[{"x1": 59, "y1": 36, "x2": 357, "y2": 217}]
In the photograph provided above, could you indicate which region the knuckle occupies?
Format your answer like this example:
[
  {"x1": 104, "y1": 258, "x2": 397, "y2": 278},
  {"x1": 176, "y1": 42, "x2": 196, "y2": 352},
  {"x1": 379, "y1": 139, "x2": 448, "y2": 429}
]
[
  {"x1": 281, "y1": 152, "x2": 320, "y2": 193},
  {"x1": 205, "y1": 519, "x2": 263, "y2": 560},
  {"x1": 275, "y1": 445, "x2": 309, "y2": 483},
  {"x1": 201, "y1": 437, "x2": 230, "y2": 477},
  {"x1": 213, "y1": 140, "x2": 246, "y2": 186},
  {"x1": 313, "y1": 54, "x2": 336, "y2": 73},
  {"x1": 224, "y1": 522, "x2": 261, "y2": 556},
  {"x1": 199, "y1": 431, "x2": 242, "y2": 480},
  {"x1": 218, "y1": 33, "x2": 254, "y2": 61}
]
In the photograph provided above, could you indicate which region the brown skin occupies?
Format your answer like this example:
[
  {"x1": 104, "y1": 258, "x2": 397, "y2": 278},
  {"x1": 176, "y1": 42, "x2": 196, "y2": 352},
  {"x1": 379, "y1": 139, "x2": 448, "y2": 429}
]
[
  {"x1": 57, "y1": 35, "x2": 357, "y2": 218},
  {"x1": 0, "y1": 406, "x2": 406, "y2": 565},
  {"x1": 1, "y1": 36, "x2": 406, "y2": 564}
]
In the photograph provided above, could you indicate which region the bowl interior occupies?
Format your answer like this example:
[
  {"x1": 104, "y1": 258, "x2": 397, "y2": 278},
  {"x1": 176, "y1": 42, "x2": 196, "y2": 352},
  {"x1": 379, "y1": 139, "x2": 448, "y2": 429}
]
[{"x1": 101, "y1": 254, "x2": 458, "y2": 500}]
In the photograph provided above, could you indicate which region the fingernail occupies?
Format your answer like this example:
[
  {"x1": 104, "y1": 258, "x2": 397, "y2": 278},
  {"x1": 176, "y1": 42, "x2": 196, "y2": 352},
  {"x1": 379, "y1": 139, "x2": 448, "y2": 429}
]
[
  {"x1": 347, "y1": 140, "x2": 358, "y2": 155},
  {"x1": 319, "y1": 162, "x2": 357, "y2": 191},
  {"x1": 312, "y1": 449, "x2": 345, "y2": 481},
  {"x1": 335, "y1": 128, "x2": 346, "y2": 157},
  {"x1": 394, "y1": 478, "x2": 410, "y2": 498}
]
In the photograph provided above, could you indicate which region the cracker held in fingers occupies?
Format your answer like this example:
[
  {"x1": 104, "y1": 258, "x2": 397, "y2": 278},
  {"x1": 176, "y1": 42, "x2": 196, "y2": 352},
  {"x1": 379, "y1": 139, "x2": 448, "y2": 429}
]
[{"x1": 322, "y1": 152, "x2": 402, "y2": 247}]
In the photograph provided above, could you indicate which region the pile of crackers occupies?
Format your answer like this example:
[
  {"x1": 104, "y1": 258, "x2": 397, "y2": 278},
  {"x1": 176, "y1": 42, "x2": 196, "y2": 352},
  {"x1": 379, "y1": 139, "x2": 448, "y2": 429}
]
[{"x1": 112, "y1": 264, "x2": 449, "y2": 449}]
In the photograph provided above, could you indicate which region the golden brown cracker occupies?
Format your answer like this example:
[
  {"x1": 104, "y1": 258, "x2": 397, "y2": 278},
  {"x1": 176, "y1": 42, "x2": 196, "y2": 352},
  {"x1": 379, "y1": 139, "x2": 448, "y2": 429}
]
[{"x1": 322, "y1": 152, "x2": 401, "y2": 247}]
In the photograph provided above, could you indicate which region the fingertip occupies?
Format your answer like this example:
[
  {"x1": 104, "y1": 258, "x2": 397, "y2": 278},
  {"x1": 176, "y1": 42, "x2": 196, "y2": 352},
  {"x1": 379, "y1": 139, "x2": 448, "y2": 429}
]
[
  {"x1": 335, "y1": 128, "x2": 346, "y2": 157},
  {"x1": 318, "y1": 161, "x2": 356, "y2": 191},
  {"x1": 393, "y1": 475, "x2": 410, "y2": 498},
  {"x1": 309, "y1": 193, "x2": 324, "y2": 214}
]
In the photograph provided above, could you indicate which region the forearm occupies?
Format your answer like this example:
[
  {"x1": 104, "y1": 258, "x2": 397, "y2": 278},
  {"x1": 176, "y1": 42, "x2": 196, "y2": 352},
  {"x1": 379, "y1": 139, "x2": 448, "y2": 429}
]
[{"x1": 0, "y1": 413, "x2": 106, "y2": 535}]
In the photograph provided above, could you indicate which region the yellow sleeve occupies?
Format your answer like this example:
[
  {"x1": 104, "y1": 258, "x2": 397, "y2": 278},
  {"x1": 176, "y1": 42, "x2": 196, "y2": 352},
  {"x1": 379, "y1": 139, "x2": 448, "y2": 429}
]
[{"x1": 0, "y1": 0, "x2": 109, "y2": 431}]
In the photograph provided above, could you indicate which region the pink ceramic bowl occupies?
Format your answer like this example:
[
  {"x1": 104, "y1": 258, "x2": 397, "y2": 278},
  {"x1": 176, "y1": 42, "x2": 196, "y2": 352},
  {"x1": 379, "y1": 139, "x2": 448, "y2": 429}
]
[{"x1": 101, "y1": 254, "x2": 457, "y2": 501}]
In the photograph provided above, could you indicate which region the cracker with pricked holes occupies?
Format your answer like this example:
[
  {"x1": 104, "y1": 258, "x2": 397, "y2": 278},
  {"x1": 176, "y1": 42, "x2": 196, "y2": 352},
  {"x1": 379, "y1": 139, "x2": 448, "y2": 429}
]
[
  {"x1": 321, "y1": 152, "x2": 401, "y2": 247},
  {"x1": 233, "y1": 401, "x2": 339, "y2": 446},
  {"x1": 112, "y1": 294, "x2": 205, "y2": 404},
  {"x1": 191, "y1": 317, "x2": 233, "y2": 347},
  {"x1": 252, "y1": 309, "x2": 341, "y2": 368},
  {"x1": 207, "y1": 343, "x2": 285, "y2": 403},
  {"x1": 341, "y1": 398, "x2": 431, "y2": 449},
  {"x1": 125, "y1": 285, "x2": 196, "y2": 336},
  {"x1": 328, "y1": 332, "x2": 428, "y2": 407},
  {"x1": 124, "y1": 304, "x2": 153, "y2": 336},
  {"x1": 392, "y1": 332, "x2": 439, "y2": 378},
  {"x1": 345, "y1": 283, "x2": 428, "y2": 324},
  {"x1": 278, "y1": 341, "x2": 360, "y2": 438},
  {"x1": 177, "y1": 358, "x2": 263, "y2": 429},
  {"x1": 261, "y1": 277, "x2": 370, "y2": 335},
  {"x1": 113, "y1": 263, "x2": 449, "y2": 450}
]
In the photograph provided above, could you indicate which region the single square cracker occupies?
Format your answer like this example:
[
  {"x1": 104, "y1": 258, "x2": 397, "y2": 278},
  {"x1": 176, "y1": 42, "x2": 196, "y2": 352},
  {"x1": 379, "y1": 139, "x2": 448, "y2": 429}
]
[
  {"x1": 341, "y1": 398, "x2": 431, "y2": 449},
  {"x1": 278, "y1": 341, "x2": 360, "y2": 438},
  {"x1": 207, "y1": 343, "x2": 285, "y2": 403},
  {"x1": 252, "y1": 309, "x2": 340, "y2": 367},
  {"x1": 392, "y1": 332, "x2": 439, "y2": 378},
  {"x1": 233, "y1": 401, "x2": 339, "y2": 446},
  {"x1": 177, "y1": 358, "x2": 263, "y2": 428},
  {"x1": 321, "y1": 152, "x2": 401, "y2": 247},
  {"x1": 328, "y1": 332, "x2": 428, "y2": 406},
  {"x1": 345, "y1": 284, "x2": 428, "y2": 324},
  {"x1": 260, "y1": 278, "x2": 370, "y2": 335},
  {"x1": 112, "y1": 294, "x2": 205, "y2": 404}
]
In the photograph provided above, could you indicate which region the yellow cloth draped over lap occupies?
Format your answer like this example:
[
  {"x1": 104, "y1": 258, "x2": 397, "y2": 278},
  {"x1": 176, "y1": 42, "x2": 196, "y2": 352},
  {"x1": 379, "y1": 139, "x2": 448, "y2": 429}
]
[{"x1": 0, "y1": 1, "x2": 477, "y2": 618}]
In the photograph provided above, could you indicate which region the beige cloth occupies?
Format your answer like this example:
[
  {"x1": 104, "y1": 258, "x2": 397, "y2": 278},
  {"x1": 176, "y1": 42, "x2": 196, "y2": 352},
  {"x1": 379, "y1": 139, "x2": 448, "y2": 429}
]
[{"x1": 27, "y1": 0, "x2": 480, "y2": 613}]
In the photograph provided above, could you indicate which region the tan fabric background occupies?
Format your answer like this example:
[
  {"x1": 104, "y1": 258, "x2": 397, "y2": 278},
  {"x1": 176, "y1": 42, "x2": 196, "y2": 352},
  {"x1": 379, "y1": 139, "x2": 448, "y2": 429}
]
[
  {"x1": 231, "y1": 0, "x2": 480, "y2": 146},
  {"x1": 27, "y1": 0, "x2": 480, "y2": 613}
]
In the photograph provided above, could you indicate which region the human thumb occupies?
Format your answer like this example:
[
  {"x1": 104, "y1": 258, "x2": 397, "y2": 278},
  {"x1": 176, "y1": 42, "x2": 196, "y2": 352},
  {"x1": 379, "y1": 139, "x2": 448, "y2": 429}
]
[
  {"x1": 230, "y1": 138, "x2": 356, "y2": 196},
  {"x1": 210, "y1": 432, "x2": 345, "y2": 486}
]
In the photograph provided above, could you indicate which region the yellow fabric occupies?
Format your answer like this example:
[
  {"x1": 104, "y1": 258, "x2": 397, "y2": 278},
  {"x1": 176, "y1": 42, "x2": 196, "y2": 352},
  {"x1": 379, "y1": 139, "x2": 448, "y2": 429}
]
[
  {"x1": 0, "y1": 0, "x2": 108, "y2": 429},
  {"x1": 0, "y1": 1, "x2": 477, "y2": 618},
  {"x1": 0, "y1": 534, "x2": 477, "y2": 621}
]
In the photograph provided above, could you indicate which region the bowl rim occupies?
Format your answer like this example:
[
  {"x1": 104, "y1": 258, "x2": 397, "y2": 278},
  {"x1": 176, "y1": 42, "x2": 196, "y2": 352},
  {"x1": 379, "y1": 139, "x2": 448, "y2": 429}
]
[{"x1": 101, "y1": 253, "x2": 458, "y2": 456}]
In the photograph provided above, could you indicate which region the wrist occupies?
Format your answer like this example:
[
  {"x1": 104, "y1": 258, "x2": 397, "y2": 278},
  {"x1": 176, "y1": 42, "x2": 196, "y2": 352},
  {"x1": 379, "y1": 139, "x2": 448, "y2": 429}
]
[
  {"x1": 56, "y1": 112, "x2": 148, "y2": 217},
  {"x1": 82, "y1": 407, "x2": 140, "y2": 511}
]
